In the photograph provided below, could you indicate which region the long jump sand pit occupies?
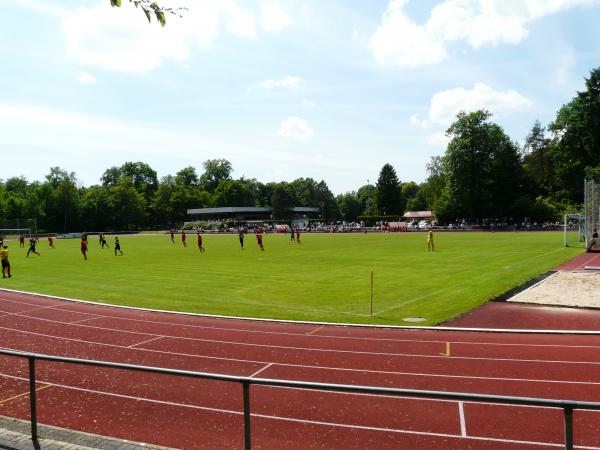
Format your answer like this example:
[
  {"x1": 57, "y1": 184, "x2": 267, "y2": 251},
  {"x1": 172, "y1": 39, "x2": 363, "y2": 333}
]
[{"x1": 509, "y1": 271, "x2": 600, "y2": 308}]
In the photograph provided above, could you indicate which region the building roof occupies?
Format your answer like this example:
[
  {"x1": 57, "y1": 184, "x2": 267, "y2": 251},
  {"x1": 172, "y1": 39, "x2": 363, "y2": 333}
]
[
  {"x1": 291, "y1": 207, "x2": 320, "y2": 213},
  {"x1": 187, "y1": 206, "x2": 320, "y2": 215},
  {"x1": 187, "y1": 207, "x2": 271, "y2": 215},
  {"x1": 403, "y1": 211, "x2": 435, "y2": 219}
]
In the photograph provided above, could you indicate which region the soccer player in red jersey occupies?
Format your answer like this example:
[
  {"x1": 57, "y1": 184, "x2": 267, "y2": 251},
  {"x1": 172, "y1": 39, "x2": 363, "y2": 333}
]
[
  {"x1": 48, "y1": 235, "x2": 55, "y2": 248},
  {"x1": 197, "y1": 231, "x2": 205, "y2": 252},
  {"x1": 170, "y1": 229, "x2": 175, "y2": 243},
  {"x1": 295, "y1": 227, "x2": 301, "y2": 244},
  {"x1": 81, "y1": 237, "x2": 88, "y2": 260},
  {"x1": 181, "y1": 230, "x2": 187, "y2": 247},
  {"x1": 256, "y1": 229, "x2": 264, "y2": 251},
  {"x1": 19, "y1": 234, "x2": 25, "y2": 248}
]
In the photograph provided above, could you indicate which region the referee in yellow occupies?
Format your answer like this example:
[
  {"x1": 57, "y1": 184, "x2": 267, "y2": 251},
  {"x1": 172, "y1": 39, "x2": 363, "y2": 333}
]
[
  {"x1": 427, "y1": 230, "x2": 435, "y2": 252},
  {"x1": 1, "y1": 245, "x2": 11, "y2": 278}
]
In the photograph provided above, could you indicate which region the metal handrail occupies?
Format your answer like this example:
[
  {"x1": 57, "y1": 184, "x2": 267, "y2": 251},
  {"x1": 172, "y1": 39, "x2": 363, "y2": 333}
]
[{"x1": 0, "y1": 348, "x2": 598, "y2": 450}]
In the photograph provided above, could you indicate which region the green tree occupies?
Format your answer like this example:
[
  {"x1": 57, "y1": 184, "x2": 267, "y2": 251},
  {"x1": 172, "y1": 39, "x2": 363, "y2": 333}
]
[
  {"x1": 437, "y1": 110, "x2": 526, "y2": 223},
  {"x1": 271, "y1": 184, "x2": 295, "y2": 219},
  {"x1": 523, "y1": 120, "x2": 552, "y2": 196},
  {"x1": 80, "y1": 186, "x2": 111, "y2": 230},
  {"x1": 337, "y1": 192, "x2": 362, "y2": 222},
  {"x1": 212, "y1": 179, "x2": 256, "y2": 207},
  {"x1": 376, "y1": 164, "x2": 402, "y2": 215},
  {"x1": 315, "y1": 180, "x2": 339, "y2": 219},
  {"x1": 421, "y1": 156, "x2": 445, "y2": 210},
  {"x1": 548, "y1": 67, "x2": 600, "y2": 202},
  {"x1": 289, "y1": 178, "x2": 318, "y2": 206},
  {"x1": 109, "y1": 0, "x2": 185, "y2": 26},
  {"x1": 108, "y1": 177, "x2": 147, "y2": 230},
  {"x1": 199, "y1": 159, "x2": 233, "y2": 193},
  {"x1": 175, "y1": 166, "x2": 199, "y2": 186}
]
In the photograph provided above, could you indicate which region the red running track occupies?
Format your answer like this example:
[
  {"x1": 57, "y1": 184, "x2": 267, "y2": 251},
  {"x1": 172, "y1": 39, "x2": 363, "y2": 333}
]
[{"x1": 3, "y1": 289, "x2": 600, "y2": 449}]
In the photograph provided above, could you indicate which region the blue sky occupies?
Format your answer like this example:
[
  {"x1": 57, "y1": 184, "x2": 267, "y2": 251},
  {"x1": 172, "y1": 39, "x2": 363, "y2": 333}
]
[{"x1": 2, "y1": 0, "x2": 600, "y2": 194}]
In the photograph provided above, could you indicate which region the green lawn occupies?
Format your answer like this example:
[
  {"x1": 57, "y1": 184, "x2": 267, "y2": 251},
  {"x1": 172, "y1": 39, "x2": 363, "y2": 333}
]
[{"x1": 0, "y1": 232, "x2": 580, "y2": 325}]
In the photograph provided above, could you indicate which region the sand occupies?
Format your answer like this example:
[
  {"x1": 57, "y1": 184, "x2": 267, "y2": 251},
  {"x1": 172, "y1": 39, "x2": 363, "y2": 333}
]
[{"x1": 509, "y1": 271, "x2": 600, "y2": 308}]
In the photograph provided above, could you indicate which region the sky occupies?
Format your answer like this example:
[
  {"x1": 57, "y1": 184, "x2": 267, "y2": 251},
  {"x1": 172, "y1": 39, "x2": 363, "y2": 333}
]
[{"x1": 2, "y1": 0, "x2": 600, "y2": 194}]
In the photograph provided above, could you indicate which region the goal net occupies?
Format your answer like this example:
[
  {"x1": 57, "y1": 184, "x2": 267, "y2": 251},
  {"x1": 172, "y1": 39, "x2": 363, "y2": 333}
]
[
  {"x1": 0, "y1": 228, "x2": 32, "y2": 242},
  {"x1": 563, "y1": 214, "x2": 585, "y2": 248}
]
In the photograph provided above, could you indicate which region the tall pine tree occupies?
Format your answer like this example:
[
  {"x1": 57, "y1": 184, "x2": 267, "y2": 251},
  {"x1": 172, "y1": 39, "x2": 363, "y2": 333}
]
[{"x1": 376, "y1": 164, "x2": 403, "y2": 215}]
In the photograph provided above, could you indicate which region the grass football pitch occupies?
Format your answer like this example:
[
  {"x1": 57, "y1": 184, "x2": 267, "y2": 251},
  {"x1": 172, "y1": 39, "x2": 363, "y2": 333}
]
[{"x1": 1, "y1": 232, "x2": 580, "y2": 326}]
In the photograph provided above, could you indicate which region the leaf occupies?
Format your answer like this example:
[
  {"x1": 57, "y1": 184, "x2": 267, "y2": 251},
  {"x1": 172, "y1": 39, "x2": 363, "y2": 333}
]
[
  {"x1": 143, "y1": 7, "x2": 152, "y2": 23},
  {"x1": 156, "y1": 10, "x2": 166, "y2": 26},
  {"x1": 110, "y1": 0, "x2": 122, "y2": 7}
]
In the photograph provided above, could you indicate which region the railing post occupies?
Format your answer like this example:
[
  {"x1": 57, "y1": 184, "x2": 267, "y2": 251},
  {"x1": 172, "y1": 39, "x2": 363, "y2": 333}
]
[
  {"x1": 28, "y1": 356, "x2": 38, "y2": 442},
  {"x1": 243, "y1": 381, "x2": 251, "y2": 450},
  {"x1": 564, "y1": 407, "x2": 573, "y2": 450}
]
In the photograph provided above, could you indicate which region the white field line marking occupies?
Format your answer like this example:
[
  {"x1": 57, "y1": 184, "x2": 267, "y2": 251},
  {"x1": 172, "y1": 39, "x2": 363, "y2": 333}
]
[
  {"x1": 376, "y1": 247, "x2": 566, "y2": 315},
  {"x1": 0, "y1": 372, "x2": 593, "y2": 450},
  {"x1": 458, "y1": 401, "x2": 467, "y2": 437},
  {"x1": 127, "y1": 336, "x2": 164, "y2": 349},
  {"x1": 6, "y1": 285, "x2": 600, "y2": 335},
  {"x1": 249, "y1": 363, "x2": 273, "y2": 378},
  {"x1": 9, "y1": 307, "x2": 600, "y2": 358},
  {"x1": 3, "y1": 327, "x2": 600, "y2": 389},
  {"x1": 507, "y1": 272, "x2": 560, "y2": 303}
]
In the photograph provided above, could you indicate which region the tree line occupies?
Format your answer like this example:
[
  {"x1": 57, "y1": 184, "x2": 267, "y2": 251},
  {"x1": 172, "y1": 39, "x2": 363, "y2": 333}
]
[{"x1": 2, "y1": 66, "x2": 599, "y2": 232}]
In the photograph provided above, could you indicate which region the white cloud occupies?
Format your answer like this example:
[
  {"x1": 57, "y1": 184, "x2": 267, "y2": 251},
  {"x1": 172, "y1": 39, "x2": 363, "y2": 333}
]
[
  {"x1": 60, "y1": 0, "x2": 261, "y2": 73},
  {"x1": 76, "y1": 71, "x2": 95, "y2": 84},
  {"x1": 249, "y1": 75, "x2": 303, "y2": 91},
  {"x1": 278, "y1": 116, "x2": 314, "y2": 140},
  {"x1": 369, "y1": 1, "x2": 446, "y2": 68},
  {"x1": 426, "y1": 131, "x2": 451, "y2": 148},
  {"x1": 409, "y1": 114, "x2": 429, "y2": 128},
  {"x1": 370, "y1": 0, "x2": 600, "y2": 68},
  {"x1": 412, "y1": 83, "x2": 532, "y2": 128},
  {"x1": 302, "y1": 99, "x2": 316, "y2": 108},
  {"x1": 261, "y1": 0, "x2": 291, "y2": 31}
]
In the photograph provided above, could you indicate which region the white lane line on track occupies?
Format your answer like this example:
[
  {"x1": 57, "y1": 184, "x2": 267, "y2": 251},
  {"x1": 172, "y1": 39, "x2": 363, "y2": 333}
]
[
  {"x1": 3, "y1": 327, "x2": 600, "y2": 389},
  {"x1": 7, "y1": 308, "x2": 600, "y2": 362},
  {"x1": 0, "y1": 303, "x2": 63, "y2": 319},
  {"x1": 4, "y1": 287, "x2": 600, "y2": 336},
  {"x1": 127, "y1": 336, "x2": 164, "y2": 349},
  {"x1": 458, "y1": 401, "x2": 467, "y2": 437},
  {"x1": 5, "y1": 321, "x2": 600, "y2": 367},
  {"x1": 575, "y1": 254, "x2": 600, "y2": 271},
  {"x1": 5, "y1": 295, "x2": 600, "y2": 351},
  {"x1": 69, "y1": 316, "x2": 103, "y2": 325},
  {"x1": 249, "y1": 363, "x2": 273, "y2": 378},
  {"x1": 0, "y1": 372, "x2": 594, "y2": 450}
]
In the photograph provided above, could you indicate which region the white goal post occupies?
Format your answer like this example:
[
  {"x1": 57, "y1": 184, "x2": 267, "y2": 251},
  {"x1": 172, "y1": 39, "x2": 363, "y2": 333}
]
[
  {"x1": 563, "y1": 214, "x2": 585, "y2": 248},
  {"x1": 0, "y1": 228, "x2": 32, "y2": 241}
]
